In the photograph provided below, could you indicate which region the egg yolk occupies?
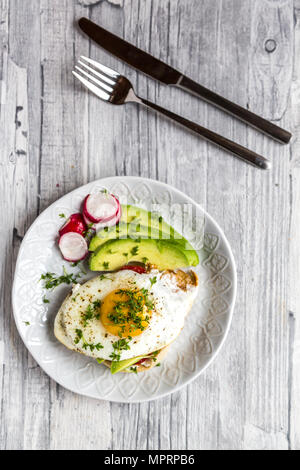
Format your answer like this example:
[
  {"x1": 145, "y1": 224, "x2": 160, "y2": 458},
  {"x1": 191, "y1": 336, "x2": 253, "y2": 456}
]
[{"x1": 100, "y1": 289, "x2": 152, "y2": 338}]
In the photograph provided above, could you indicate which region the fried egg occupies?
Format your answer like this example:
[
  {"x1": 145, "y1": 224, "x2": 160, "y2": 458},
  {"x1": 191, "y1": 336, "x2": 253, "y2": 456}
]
[{"x1": 54, "y1": 269, "x2": 198, "y2": 361}]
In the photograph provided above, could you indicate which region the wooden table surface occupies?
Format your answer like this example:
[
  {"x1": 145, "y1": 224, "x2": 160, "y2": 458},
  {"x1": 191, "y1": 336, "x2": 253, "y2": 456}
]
[{"x1": 1, "y1": 0, "x2": 300, "y2": 451}]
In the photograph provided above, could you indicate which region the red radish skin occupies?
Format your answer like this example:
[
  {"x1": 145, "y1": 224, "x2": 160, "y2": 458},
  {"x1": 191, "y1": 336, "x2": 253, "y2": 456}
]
[
  {"x1": 83, "y1": 213, "x2": 96, "y2": 229},
  {"x1": 94, "y1": 204, "x2": 122, "y2": 232},
  {"x1": 84, "y1": 204, "x2": 122, "y2": 232},
  {"x1": 83, "y1": 193, "x2": 120, "y2": 224},
  {"x1": 58, "y1": 232, "x2": 88, "y2": 262},
  {"x1": 59, "y1": 213, "x2": 87, "y2": 237}
]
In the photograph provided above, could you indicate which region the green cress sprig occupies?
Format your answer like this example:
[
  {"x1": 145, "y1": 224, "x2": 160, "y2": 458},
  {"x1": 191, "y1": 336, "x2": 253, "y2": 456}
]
[
  {"x1": 74, "y1": 329, "x2": 103, "y2": 352},
  {"x1": 81, "y1": 300, "x2": 101, "y2": 327},
  {"x1": 109, "y1": 338, "x2": 131, "y2": 362},
  {"x1": 40, "y1": 267, "x2": 82, "y2": 290}
]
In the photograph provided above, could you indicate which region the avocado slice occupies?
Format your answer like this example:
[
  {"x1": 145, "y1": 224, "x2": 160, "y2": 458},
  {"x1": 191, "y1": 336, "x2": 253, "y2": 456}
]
[
  {"x1": 89, "y1": 238, "x2": 189, "y2": 271},
  {"x1": 121, "y1": 205, "x2": 199, "y2": 266},
  {"x1": 89, "y1": 205, "x2": 199, "y2": 266},
  {"x1": 121, "y1": 205, "x2": 175, "y2": 237},
  {"x1": 110, "y1": 355, "x2": 146, "y2": 374},
  {"x1": 89, "y1": 222, "x2": 167, "y2": 252}
]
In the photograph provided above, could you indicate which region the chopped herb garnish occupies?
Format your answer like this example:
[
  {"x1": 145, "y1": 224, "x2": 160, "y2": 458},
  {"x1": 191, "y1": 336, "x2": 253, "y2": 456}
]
[
  {"x1": 103, "y1": 262, "x2": 110, "y2": 270},
  {"x1": 83, "y1": 223, "x2": 94, "y2": 238},
  {"x1": 130, "y1": 366, "x2": 138, "y2": 374},
  {"x1": 81, "y1": 300, "x2": 101, "y2": 327},
  {"x1": 110, "y1": 351, "x2": 121, "y2": 361},
  {"x1": 23, "y1": 321, "x2": 30, "y2": 326},
  {"x1": 150, "y1": 277, "x2": 157, "y2": 287},
  {"x1": 156, "y1": 363, "x2": 161, "y2": 367},
  {"x1": 43, "y1": 297, "x2": 50, "y2": 304},
  {"x1": 142, "y1": 257, "x2": 148, "y2": 264},
  {"x1": 123, "y1": 253, "x2": 128, "y2": 258},
  {"x1": 72, "y1": 293, "x2": 80, "y2": 302},
  {"x1": 99, "y1": 274, "x2": 112, "y2": 281},
  {"x1": 107, "y1": 289, "x2": 153, "y2": 336},
  {"x1": 59, "y1": 213, "x2": 66, "y2": 219},
  {"x1": 131, "y1": 246, "x2": 139, "y2": 256},
  {"x1": 74, "y1": 329, "x2": 103, "y2": 352},
  {"x1": 40, "y1": 268, "x2": 81, "y2": 290},
  {"x1": 110, "y1": 338, "x2": 131, "y2": 362},
  {"x1": 158, "y1": 216, "x2": 163, "y2": 223}
]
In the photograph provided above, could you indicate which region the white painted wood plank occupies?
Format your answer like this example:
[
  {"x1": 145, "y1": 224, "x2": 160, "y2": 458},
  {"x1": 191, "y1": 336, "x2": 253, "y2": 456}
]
[
  {"x1": 38, "y1": 0, "x2": 111, "y2": 450},
  {"x1": 289, "y1": 0, "x2": 300, "y2": 452},
  {"x1": 242, "y1": 0, "x2": 293, "y2": 450},
  {"x1": 0, "y1": 52, "x2": 31, "y2": 451}
]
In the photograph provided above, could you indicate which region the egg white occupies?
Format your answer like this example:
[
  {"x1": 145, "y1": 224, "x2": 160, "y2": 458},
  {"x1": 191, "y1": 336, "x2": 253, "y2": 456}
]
[{"x1": 55, "y1": 269, "x2": 198, "y2": 361}]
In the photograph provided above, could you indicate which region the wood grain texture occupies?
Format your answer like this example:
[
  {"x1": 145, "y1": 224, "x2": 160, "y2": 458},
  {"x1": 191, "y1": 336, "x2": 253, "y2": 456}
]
[{"x1": 0, "y1": 0, "x2": 299, "y2": 450}]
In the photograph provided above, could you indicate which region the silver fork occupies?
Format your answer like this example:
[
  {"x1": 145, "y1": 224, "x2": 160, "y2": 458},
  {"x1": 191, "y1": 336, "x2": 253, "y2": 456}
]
[{"x1": 73, "y1": 56, "x2": 271, "y2": 170}]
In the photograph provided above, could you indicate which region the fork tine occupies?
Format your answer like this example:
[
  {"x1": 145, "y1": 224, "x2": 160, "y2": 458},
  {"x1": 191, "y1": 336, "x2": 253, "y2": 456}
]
[
  {"x1": 72, "y1": 71, "x2": 110, "y2": 101},
  {"x1": 78, "y1": 60, "x2": 116, "y2": 86},
  {"x1": 75, "y1": 65, "x2": 114, "y2": 93},
  {"x1": 80, "y1": 56, "x2": 119, "y2": 79}
]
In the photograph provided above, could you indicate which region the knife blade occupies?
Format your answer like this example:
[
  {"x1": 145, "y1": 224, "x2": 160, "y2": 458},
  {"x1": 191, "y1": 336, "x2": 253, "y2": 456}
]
[{"x1": 78, "y1": 17, "x2": 292, "y2": 144}]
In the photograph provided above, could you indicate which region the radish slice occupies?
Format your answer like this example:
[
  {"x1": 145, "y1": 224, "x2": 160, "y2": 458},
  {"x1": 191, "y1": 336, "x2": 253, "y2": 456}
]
[
  {"x1": 94, "y1": 204, "x2": 122, "y2": 232},
  {"x1": 59, "y1": 213, "x2": 87, "y2": 237},
  {"x1": 84, "y1": 204, "x2": 122, "y2": 232},
  {"x1": 59, "y1": 232, "x2": 88, "y2": 262},
  {"x1": 83, "y1": 193, "x2": 120, "y2": 223}
]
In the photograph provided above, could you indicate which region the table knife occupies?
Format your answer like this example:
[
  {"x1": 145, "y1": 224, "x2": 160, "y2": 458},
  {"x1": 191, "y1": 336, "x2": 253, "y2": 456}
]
[{"x1": 78, "y1": 17, "x2": 292, "y2": 145}]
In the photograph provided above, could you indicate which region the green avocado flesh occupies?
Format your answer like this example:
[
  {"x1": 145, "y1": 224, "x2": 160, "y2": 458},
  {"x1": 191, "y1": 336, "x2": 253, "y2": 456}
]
[
  {"x1": 89, "y1": 238, "x2": 190, "y2": 272},
  {"x1": 110, "y1": 355, "x2": 146, "y2": 374},
  {"x1": 89, "y1": 221, "x2": 166, "y2": 251},
  {"x1": 89, "y1": 205, "x2": 199, "y2": 267},
  {"x1": 121, "y1": 205, "x2": 174, "y2": 235}
]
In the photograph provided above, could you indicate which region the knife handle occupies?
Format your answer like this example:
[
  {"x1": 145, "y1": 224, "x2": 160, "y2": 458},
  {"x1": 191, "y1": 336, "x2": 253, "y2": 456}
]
[
  {"x1": 176, "y1": 75, "x2": 291, "y2": 144},
  {"x1": 139, "y1": 97, "x2": 271, "y2": 169}
]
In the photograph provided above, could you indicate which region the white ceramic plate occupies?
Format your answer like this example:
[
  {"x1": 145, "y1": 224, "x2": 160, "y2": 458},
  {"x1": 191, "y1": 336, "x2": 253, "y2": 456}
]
[{"x1": 12, "y1": 177, "x2": 237, "y2": 403}]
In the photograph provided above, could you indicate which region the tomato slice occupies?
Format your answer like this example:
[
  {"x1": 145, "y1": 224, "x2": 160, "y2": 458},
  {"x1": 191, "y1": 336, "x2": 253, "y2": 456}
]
[
  {"x1": 135, "y1": 358, "x2": 146, "y2": 366},
  {"x1": 119, "y1": 265, "x2": 146, "y2": 274}
]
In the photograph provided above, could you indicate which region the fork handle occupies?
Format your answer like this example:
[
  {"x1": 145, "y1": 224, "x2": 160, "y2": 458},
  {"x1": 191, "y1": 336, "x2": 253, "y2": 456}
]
[{"x1": 138, "y1": 97, "x2": 271, "y2": 170}]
